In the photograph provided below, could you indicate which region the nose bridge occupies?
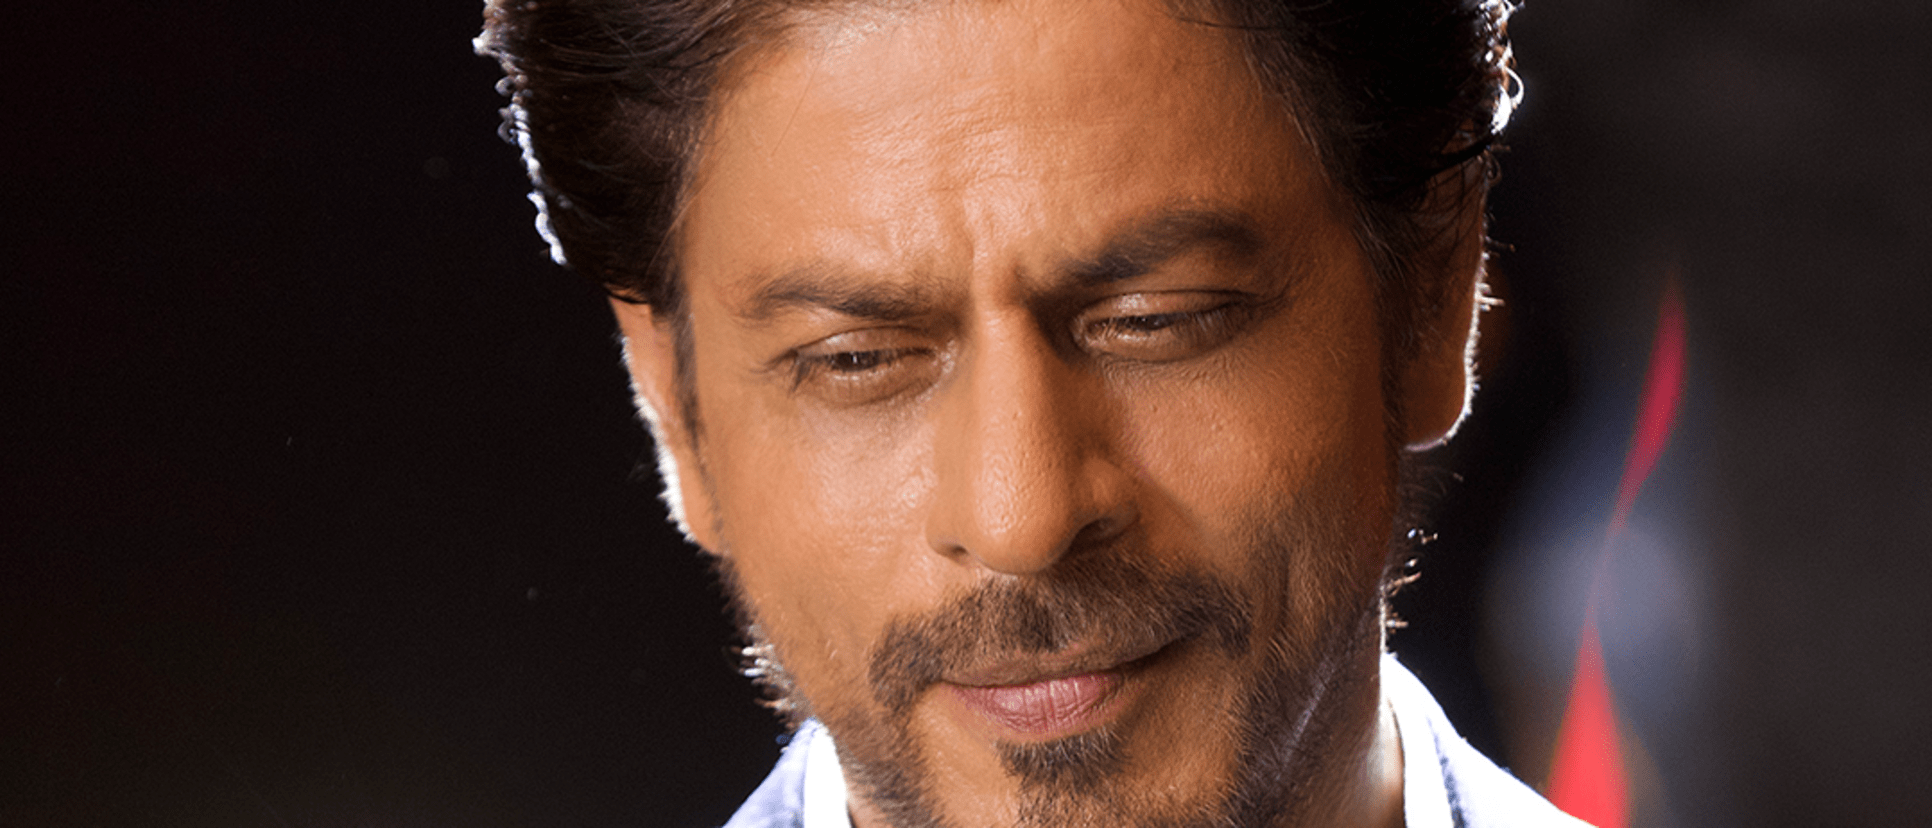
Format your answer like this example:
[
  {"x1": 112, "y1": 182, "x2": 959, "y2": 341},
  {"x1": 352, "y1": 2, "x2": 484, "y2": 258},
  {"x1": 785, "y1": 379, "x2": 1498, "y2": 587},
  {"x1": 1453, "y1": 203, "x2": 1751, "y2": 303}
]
[{"x1": 927, "y1": 312, "x2": 1130, "y2": 575}]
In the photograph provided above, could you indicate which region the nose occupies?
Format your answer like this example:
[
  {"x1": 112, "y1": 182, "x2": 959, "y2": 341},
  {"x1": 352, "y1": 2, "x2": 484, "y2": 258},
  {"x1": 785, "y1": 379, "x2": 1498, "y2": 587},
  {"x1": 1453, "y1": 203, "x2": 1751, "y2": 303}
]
[{"x1": 925, "y1": 317, "x2": 1137, "y2": 575}]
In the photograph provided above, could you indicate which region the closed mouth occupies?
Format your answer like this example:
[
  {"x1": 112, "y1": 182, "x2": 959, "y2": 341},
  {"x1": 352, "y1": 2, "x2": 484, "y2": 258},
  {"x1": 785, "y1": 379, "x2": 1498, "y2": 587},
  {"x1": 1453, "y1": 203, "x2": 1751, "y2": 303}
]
[{"x1": 942, "y1": 639, "x2": 1177, "y2": 739}]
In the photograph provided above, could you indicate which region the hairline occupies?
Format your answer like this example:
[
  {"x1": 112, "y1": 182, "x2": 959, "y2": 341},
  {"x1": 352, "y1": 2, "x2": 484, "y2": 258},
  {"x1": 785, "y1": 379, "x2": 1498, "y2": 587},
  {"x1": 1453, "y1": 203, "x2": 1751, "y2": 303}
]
[{"x1": 643, "y1": 0, "x2": 1479, "y2": 373}]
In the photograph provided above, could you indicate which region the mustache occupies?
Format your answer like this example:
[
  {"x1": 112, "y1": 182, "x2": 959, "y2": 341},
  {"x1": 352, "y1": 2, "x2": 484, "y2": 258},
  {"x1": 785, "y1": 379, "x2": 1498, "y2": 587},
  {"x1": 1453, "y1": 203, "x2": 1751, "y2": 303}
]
[{"x1": 866, "y1": 552, "x2": 1254, "y2": 716}]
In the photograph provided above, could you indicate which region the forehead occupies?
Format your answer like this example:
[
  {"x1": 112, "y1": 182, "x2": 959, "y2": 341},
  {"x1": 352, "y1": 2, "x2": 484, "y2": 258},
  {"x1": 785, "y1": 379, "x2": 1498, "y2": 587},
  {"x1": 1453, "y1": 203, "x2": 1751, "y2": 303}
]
[{"x1": 680, "y1": 0, "x2": 1340, "y2": 304}]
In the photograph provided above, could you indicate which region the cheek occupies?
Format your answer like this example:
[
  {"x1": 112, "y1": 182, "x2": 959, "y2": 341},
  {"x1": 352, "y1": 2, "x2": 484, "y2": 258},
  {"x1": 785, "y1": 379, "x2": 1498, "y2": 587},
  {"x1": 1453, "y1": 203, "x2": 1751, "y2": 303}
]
[
  {"x1": 701, "y1": 395, "x2": 941, "y2": 703},
  {"x1": 1117, "y1": 283, "x2": 1395, "y2": 625},
  {"x1": 1128, "y1": 340, "x2": 1387, "y2": 527},
  {"x1": 700, "y1": 353, "x2": 918, "y2": 568}
]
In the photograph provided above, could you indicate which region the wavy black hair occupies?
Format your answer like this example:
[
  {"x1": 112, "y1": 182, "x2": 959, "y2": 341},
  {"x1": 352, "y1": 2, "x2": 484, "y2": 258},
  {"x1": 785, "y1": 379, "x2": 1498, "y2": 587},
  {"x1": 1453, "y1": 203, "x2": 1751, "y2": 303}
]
[{"x1": 476, "y1": 0, "x2": 1518, "y2": 362}]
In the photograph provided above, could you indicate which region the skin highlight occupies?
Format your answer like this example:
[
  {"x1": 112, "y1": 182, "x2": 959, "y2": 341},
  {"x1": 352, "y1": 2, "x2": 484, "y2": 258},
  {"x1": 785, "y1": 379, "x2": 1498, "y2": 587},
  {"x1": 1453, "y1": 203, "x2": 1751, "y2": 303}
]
[{"x1": 610, "y1": 0, "x2": 1484, "y2": 826}]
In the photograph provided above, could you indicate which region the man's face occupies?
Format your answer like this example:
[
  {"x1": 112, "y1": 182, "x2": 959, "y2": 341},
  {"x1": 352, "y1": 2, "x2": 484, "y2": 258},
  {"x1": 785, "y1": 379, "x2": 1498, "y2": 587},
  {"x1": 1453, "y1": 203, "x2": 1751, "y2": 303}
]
[{"x1": 619, "y1": 0, "x2": 1465, "y2": 825}]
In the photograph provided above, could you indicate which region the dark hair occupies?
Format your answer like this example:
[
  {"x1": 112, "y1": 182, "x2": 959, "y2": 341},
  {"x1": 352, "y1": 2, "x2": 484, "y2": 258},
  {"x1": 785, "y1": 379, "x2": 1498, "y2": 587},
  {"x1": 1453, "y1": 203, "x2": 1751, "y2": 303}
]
[{"x1": 476, "y1": 0, "x2": 1517, "y2": 352}]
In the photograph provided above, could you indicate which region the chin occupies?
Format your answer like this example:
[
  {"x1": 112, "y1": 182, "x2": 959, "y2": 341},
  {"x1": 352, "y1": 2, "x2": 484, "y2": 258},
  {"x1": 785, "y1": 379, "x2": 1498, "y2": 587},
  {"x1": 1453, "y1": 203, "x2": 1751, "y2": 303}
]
[{"x1": 825, "y1": 587, "x2": 1385, "y2": 828}]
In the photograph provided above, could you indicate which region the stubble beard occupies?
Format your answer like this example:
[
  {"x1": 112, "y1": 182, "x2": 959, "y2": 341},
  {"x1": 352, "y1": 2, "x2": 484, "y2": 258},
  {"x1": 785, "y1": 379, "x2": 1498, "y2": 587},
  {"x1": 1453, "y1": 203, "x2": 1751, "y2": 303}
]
[{"x1": 713, "y1": 482, "x2": 1391, "y2": 828}]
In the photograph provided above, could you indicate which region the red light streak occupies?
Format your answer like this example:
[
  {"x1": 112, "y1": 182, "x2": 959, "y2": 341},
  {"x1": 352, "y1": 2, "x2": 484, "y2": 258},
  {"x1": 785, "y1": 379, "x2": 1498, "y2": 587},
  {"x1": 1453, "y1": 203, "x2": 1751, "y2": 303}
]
[{"x1": 1547, "y1": 274, "x2": 1686, "y2": 827}]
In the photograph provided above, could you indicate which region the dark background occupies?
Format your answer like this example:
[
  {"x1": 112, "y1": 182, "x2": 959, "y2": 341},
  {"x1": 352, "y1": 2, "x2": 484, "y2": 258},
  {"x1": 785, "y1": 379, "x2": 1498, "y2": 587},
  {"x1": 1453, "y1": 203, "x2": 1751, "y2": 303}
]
[{"x1": 8, "y1": 1, "x2": 1929, "y2": 826}]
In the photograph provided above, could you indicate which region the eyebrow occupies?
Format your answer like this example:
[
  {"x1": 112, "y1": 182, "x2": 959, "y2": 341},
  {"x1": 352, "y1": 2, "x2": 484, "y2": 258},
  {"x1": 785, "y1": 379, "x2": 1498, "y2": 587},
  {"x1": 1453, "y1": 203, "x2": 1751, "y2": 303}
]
[
  {"x1": 732, "y1": 206, "x2": 1265, "y2": 323},
  {"x1": 1065, "y1": 207, "x2": 1264, "y2": 287},
  {"x1": 735, "y1": 265, "x2": 942, "y2": 324}
]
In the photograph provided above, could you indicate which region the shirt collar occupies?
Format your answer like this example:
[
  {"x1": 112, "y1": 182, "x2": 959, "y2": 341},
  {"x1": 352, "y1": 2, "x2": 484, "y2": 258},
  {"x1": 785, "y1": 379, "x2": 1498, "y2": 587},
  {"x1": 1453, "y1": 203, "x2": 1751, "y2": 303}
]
[{"x1": 800, "y1": 719, "x2": 853, "y2": 828}]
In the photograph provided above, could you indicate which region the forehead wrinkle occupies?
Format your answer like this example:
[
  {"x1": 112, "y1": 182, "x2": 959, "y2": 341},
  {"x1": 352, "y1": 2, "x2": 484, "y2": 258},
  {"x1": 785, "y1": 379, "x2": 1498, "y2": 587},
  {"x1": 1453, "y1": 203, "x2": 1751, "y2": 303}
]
[{"x1": 695, "y1": 0, "x2": 1329, "y2": 328}]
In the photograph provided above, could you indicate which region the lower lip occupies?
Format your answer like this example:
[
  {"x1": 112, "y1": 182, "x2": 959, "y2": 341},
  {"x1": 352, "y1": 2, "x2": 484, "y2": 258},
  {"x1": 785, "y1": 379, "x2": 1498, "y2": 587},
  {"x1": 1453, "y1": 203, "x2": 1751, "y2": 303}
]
[{"x1": 948, "y1": 671, "x2": 1128, "y2": 738}]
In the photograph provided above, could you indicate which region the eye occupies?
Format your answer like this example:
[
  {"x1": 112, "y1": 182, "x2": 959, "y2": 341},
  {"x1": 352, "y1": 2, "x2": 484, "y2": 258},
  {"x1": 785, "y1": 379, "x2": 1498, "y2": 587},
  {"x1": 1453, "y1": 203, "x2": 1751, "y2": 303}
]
[
  {"x1": 785, "y1": 330, "x2": 941, "y2": 405},
  {"x1": 791, "y1": 347, "x2": 917, "y2": 387},
  {"x1": 804, "y1": 349, "x2": 902, "y2": 374},
  {"x1": 1101, "y1": 312, "x2": 1195, "y2": 333},
  {"x1": 1076, "y1": 292, "x2": 1255, "y2": 362}
]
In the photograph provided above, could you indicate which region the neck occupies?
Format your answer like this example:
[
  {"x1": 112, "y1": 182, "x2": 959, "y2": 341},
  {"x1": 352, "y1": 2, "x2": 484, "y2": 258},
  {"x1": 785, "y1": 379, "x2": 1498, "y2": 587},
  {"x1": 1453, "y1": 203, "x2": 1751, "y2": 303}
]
[
  {"x1": 1361, "y1": 695, "x2": 1407, "y2": 828},
  {"x1": 1273, "y1": 673, "x2": 1405, "y2": 828}
]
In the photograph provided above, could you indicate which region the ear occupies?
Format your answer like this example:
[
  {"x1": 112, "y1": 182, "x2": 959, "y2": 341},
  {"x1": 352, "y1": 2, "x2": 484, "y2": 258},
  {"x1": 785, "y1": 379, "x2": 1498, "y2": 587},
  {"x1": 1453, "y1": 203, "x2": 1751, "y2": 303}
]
[
  {"x1": 609, "y1": 299, "x2": 723, "y2": 552},
  {"x1": 1398, "y1": 193, "x2": 1487, "y2": 452}
]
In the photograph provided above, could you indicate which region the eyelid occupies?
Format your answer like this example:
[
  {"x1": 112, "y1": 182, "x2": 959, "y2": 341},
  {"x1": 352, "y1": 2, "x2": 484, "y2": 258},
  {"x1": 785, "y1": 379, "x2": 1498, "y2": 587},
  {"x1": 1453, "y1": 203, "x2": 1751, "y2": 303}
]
[
  {"x1": 789, "y1": 346, "x2": 917, "y2": 389},
  {"x1": 788, "y1": 324, "x2": 930, "y2": 358},
  {"x1": 1073, "y1": 290, "x2": 1257, "y2": 360},
  {"x1": 1086, "y1": 288, "x2": 1239, "y2": 313},
  {"x1": 778, "y1": 325, "x2": 945, "y2": 403}
]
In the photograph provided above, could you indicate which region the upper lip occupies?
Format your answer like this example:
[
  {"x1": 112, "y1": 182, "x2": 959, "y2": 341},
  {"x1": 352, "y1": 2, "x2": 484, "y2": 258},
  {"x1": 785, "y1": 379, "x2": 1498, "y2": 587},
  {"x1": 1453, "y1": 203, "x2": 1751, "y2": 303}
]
[{"x1": 941, "y1": 636, "x2": 1177, "y2": 688}]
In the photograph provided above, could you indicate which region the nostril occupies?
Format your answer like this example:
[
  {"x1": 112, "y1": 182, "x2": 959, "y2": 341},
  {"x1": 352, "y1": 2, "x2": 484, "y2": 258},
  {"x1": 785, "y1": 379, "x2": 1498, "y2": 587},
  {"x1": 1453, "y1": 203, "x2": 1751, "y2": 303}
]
[{"x1": 1069, "y1": 508, "x2": 1134, "y2": 550}]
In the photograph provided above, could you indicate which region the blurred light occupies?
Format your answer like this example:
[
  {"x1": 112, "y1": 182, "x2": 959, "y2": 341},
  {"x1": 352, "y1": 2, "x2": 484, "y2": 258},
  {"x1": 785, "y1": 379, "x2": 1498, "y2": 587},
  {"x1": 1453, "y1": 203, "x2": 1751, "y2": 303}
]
[{"x1": 1547, "y1": 276, "x2": 1685, "y2": 828}]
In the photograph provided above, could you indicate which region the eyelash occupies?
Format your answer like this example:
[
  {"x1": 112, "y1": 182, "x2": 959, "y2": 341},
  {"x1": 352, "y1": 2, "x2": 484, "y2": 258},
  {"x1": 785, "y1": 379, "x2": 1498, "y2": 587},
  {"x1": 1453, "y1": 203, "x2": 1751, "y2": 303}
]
[
  {"x1": 789, "y1": 347, "x2": 924, "y2": 390},
  {"x1": 782, "y1": 299, "x2": 1257, "y2": 401},
  {"x1": 1080, "y1": 302, "x2": 1249, "y2": 355},
  {"x1": 1091, "y1": 307, "x2": 1222, "y2": 334}
]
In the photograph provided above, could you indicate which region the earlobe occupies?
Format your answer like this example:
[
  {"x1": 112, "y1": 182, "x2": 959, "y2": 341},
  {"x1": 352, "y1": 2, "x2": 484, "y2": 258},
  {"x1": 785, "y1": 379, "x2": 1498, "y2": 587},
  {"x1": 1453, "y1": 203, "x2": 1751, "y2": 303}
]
[
  {"x1": 609, "y1": 299, "x2": 723, "y2": 551},
  {"x1": 1400, "y1": 271, "x2": 1482, "y2": 451},
  {"x1": 1399, "y1": 200, "x2": 1487, "y2": 452}
]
